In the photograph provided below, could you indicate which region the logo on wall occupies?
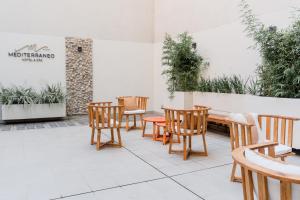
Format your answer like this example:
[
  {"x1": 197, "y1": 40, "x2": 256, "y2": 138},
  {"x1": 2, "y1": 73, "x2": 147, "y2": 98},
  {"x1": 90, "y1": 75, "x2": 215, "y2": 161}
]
[{"x1": 8, "y1": 44, "x2": 55, "y2": 62}]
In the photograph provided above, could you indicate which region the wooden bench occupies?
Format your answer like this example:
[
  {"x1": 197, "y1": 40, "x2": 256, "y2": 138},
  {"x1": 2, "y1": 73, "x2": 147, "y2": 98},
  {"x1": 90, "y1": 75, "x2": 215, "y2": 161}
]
[{"x1": 207, "y1": 113, "x2": 230, "y2": 126}]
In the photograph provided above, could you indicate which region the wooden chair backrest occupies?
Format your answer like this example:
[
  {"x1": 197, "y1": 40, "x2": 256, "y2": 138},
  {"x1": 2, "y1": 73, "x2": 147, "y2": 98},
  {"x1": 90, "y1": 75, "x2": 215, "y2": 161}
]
[
  {"x1": 117, "y1": 96, "x2": 148, "y2": 111},
  {"x1": 193, "y1": 105, "x2": 211, "y2": 110},
  {"x1": 229, "y1": 120, "x2": 254, "y2": 151},
  {"x1": 232, "y1": 143, "x2": 300, "y2": 200},
  {"x1": 258, "y1": 114, "x2": 299, "y2": 147},
  {"x1": 163, "y1": 107, "x2": 209, "y2": 136},
  {"x1": 87, "y1": 102, "x2": 112, "y2": 128},
  {"x1": 88, "y1": 103, "x2": 124, "y2": 129}
]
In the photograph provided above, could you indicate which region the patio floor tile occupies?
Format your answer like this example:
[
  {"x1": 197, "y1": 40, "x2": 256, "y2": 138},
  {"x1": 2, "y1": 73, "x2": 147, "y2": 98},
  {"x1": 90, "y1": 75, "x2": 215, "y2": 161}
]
[{"x1": 0, "y1": 121, "x2": 299, "y2": 200}]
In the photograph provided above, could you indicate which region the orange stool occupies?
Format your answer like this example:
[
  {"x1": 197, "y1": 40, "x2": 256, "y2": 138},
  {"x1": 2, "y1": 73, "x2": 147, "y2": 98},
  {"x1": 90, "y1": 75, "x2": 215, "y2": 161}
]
[
  {"x1": 155, "y1": 122, "x2": 169, "y2": 145},
  {"x1": 142, "y1": 116, "x2": 166, "y2": 140}
]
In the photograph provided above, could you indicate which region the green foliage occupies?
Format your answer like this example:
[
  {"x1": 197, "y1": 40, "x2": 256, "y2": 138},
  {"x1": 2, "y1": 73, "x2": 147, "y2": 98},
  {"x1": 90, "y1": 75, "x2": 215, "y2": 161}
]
[
  {"x1": 162, "y1": 32, "x2": 207, "y2": 96},
  {"x1": 40, "y1": 84, "x2": 65, "y2": 104},
  {"x1": 240, "y1": 0, "x2": 300, "y2": 98},
  {"x1": 247, "y1": 78, "x2": 260, "y2": 95},
  {"x1": 0, "y1": 87, "x2": 38, "y2": 104},
  {"x1": 0, "y1": 83, "x2": 65, "y2": 105},
  {"x1": 198, "y1": 75, "x2": 248, "y2": 94}
]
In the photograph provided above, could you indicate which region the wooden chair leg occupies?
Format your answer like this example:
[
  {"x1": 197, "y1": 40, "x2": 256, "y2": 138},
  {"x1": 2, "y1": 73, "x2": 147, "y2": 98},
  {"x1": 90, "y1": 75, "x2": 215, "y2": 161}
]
[
  {"x1": 177, "y1": 133, "x2": 181, "y2": 143},
  {"x1": 117, "y1": 128, "x2": 122, "y2": 147},
  {"x1": 188, "y1": 135, "x2": 192, "y2": 151},
  {"x1": 133, "y1": 115, "x2": 137, "y2": 128},
  {"x1": 163, "y1": 127, "x2": 167, "y2": 145},
  {"x1": 90, "y1": 127, "x2": 95, "y2": 145},
  {"x1": 169, "y1": 132, "x2": 173, "y2": 154},
  {"x1": 96, "y1": 129, "x2": 101, "y2": 151},
  {"x1": 183, "y1": 136, "x2": 187, "y2": 160},
  {"x1": 125, "y1": 115, "x2": 129, "y2": 131},
  {"x1": 140, "y1": 114, "x2": 144, "y2": 129},
  {"x1": 142, "y1": 121, "x2": 147, "y2": 137},
  {"x1": 110, "y1": 128, "x2": 115, "y2": 143},
  {"x1": 202, "y1": 134, "x2": 208, "y2": 156},
  {"x1": 231, "y1": 161, "x2": 242, "y2": 182},
  {"x1": 152, "y1": 122, "x2": 156, "y2": 141}
]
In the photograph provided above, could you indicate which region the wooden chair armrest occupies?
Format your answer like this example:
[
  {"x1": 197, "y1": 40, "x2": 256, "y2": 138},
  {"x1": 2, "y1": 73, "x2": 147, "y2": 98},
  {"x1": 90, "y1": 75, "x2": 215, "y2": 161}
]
[{"x1": 247, "y1": 142, "x2": 278, "y2": 150}]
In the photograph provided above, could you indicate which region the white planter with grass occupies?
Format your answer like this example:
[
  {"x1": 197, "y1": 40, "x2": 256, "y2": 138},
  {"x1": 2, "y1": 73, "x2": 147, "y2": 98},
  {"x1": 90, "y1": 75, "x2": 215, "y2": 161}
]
[
  {"x1": 193, "y1": 92, "x2": 300, "y2": 149},
  {"x1": 1, "y1": 103, "x2": 66, "y2": 121}
]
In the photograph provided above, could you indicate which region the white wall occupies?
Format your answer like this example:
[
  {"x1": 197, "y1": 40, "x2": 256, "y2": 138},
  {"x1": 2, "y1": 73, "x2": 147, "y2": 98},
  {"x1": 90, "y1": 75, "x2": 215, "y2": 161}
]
[
  {"x1": 153, "y1": 0, "x2": 300, "y2": 112},
  {"x1": 0, "y1": 0, "x2": 155, "y2": 110},
  {"x1": 93, "y1": 40, "x2": 154, "y2": 109},
  {"x1": 0, "y1": 0, "x2": 154, "y2": 43},
  {"x1": 0, "y1": 32, "x2": 66, "y2": 90}
]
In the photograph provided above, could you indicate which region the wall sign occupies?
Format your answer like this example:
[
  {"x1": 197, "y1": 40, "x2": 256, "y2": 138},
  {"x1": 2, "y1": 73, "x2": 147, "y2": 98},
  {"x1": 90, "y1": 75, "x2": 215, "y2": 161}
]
[{"x1": 8, "y1": 44, "x2": 55, "y2": 62}]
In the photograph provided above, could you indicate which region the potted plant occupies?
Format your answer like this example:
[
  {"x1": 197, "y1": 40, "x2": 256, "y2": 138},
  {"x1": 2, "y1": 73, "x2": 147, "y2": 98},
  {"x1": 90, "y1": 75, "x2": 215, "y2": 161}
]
[
  {"x1": 161, "y1": 32, "x2": 207, "y2": 108},
  {"x1": 0, "y1": 84, "x2": 66, "y2": 121}
]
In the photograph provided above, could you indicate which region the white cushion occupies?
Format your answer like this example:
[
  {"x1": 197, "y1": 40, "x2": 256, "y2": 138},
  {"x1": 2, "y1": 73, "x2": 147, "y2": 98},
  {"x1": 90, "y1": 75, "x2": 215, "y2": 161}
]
[
  {"x1": 248, "y1": 113, "x2": 264, "y2": 143},
  {"x1": 124, "y1": 110, "x2": 145, "y2": 115},
  {"x1": 245, "y1": 149, "x2": 300, "y2": 176},
  {"x1": 245, "y1": 149, "x2": 300, "y2": 200},
  {"x1": 229, "y1": 113, "x2": 247, "y2": 124},
  {"x1": 175, "y1": 127, "x2": 199, "y2": 134},
  {"x1": 264, "y1": 143, "x2": 292, "y2": 156}
]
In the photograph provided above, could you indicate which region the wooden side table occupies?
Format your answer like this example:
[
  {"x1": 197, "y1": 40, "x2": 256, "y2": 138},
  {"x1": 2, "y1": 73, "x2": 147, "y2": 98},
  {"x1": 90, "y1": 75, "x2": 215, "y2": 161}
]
[
  {"x1": 142, "y1": 116, "x2": 166, "y2": 140},
  {"x1": 155, "y1": 122, "x2": 169, "y2": 145}
]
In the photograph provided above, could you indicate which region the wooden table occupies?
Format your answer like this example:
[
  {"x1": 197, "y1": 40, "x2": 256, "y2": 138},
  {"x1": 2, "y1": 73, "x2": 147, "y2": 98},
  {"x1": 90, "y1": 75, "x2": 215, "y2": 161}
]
[
  {"x1": 142, "y1": 116, "x2": 166, "y2": 140},
  {"x1": 155, "y1": 122, "x2": 169, "y2": 145}
]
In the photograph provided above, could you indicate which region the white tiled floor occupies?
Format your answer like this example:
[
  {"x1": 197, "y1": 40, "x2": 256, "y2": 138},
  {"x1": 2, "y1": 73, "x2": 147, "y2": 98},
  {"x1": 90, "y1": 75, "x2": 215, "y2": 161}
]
[{"x1": 0, "y1": 124, "x2": 299, "y2": 200}]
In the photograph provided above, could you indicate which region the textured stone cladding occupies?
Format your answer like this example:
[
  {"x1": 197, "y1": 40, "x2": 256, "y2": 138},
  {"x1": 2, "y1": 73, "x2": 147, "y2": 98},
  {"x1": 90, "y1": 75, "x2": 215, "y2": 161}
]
[{"x1": 65, "y1": 37, "x2": 93, "y2": 115}]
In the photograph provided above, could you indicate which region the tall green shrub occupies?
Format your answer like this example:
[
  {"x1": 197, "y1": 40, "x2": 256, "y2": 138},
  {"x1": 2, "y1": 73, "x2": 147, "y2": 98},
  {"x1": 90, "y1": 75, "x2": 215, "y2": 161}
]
[
  {"x1": 162, "y1": 32, "x2": 206, "y2": 96},
  {"x1": 240, "y1": 0, "x2": 300, "y2": 98}
]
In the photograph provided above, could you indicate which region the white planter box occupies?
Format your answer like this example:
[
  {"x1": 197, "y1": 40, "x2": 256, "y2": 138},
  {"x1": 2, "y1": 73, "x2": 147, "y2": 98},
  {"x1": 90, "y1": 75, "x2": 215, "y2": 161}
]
[
  {"x1": 1, "y1": 103, "x2": 66, "y2": 121},
  {"x1": 193, "y1": 92, "x2": 300, "y2": 149},
  {"x1": 163, "y1": 92, "x2": 194, "y2": 109}
]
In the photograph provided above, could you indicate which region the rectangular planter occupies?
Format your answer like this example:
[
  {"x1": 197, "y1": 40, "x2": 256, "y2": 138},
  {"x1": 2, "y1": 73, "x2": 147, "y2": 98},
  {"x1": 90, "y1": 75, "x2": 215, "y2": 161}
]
[
  {"x1": 163, "y1": 92, "x2": 194, "y2": 109},
  {"x1": 1, "y1": 103, "x2": 66, "y2": 121},
  {"x1": 193, "y1": 92, "x2": 300, "y2": 149}
]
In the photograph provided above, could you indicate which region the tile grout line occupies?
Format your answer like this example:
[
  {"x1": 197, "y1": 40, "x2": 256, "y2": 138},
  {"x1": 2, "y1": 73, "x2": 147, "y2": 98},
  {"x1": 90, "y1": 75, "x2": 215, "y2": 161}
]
[
  {"x1": 170, "y1": 162, "x2": 232, "y2": 178},
  {"x1": 123, "y1": 146, "x2": 206, "y2": 200},
  {"x1": 51, "y1": 177, "x2": 169, "y2": 200}
]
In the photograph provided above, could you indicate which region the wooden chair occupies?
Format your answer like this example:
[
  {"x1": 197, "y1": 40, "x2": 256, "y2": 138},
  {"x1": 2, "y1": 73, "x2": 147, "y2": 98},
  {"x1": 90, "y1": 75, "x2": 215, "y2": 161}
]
[
  {"x1": 256, "y1": 114, "x2": 300, "y2": 161},
  {"x1": 232, "y1": 143, "x2": 300, "y2": 200},
  {"x1": 163, "y1": 107, "x2": 209, "y2": 160},
  {"x1": 87, "y1": 102, "x2": 124, "y2": 150},
  {"x1": 117, "y1": 96, "x2": 148, "y2": 131},
  {"x1": 87, "y1": 102, "x2": 112, "y2": 145},
  {"x1": 228, "y1": 119, "x2": 255, "y2": 182}
]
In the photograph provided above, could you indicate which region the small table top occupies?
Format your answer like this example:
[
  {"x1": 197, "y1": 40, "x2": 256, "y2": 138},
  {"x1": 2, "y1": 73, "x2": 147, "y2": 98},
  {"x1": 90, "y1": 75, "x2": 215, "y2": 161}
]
[{"x1": 143, "y1": 116, "x2": 166, "y2": 123}]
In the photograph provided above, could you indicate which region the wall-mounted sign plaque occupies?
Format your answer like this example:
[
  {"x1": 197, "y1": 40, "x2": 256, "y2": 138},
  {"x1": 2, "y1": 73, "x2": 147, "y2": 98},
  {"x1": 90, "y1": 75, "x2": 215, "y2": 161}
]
[{"x1": 8, "y1": 44, "x2": 55, "y2": 62}]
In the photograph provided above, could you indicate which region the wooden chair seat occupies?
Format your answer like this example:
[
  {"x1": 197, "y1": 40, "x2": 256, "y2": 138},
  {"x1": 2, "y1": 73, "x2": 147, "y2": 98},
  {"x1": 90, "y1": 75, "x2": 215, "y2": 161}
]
[{"x1": 124, "y1": 109, "x2": 146, "y2": 115}]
